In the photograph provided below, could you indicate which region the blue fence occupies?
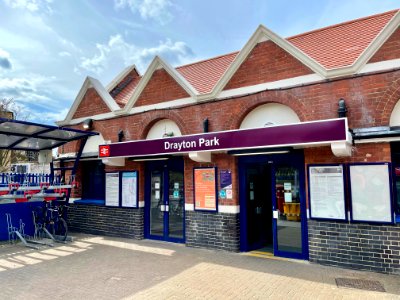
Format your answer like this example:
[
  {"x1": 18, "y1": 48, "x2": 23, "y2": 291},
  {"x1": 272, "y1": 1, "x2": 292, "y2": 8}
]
[{"x1": 0, "y1": 173, "x2": 55, "y2": 187}]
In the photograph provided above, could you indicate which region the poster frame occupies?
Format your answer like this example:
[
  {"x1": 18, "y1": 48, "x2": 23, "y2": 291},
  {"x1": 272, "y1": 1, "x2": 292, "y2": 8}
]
[
  {"x1": 121, "y1": 171, "x2": 139, "y2": 209},
  {"x1": 193, "y1": 167, "x2": 218, "y2": 212},
  {"x1": 348, "y1": 162, "x2": 394, "y2": 224},
  {"x1": 308, "y1": 164, "x2": 347, "y2": 221},
  {"x1": 105, "y1": 172, "x2": 121, "y2": 207}
]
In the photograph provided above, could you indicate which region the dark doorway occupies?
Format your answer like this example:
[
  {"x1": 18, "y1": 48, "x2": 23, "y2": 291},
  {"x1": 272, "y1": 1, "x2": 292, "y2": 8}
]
[
  {"x1": 81, "y1": 160, "x2": 105, "y2": 200},
  {"x1": 244, "y1": 163, "x2": 273, "y2": 251}
]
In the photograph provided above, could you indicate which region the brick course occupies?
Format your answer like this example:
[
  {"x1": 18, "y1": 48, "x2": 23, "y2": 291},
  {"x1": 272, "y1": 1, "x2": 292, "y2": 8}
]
[
  {"x1": 308, "y1": 220, "x2": 400, "y2": 275},
  {"x1": 135, "y1": 69, "x2": 190, "y2": 107},
  {"x1": 369, "y1": 27, "x2": 400, "y2": 63},
  {"x1": 224, "y1": 40, "x2": 313, "y2": 90},
  {"x1": 68, "y1": 204, "x2": 144, "y2": 239},
  {"x1": 72, "y1": 88, "x2": 111, "y2": 119},
  {"x1": 185, "y1": 211, "x2": 240, "y2": 251}
]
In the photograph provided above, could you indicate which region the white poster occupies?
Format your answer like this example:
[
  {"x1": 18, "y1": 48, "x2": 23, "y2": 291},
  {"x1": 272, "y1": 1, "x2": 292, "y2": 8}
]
[
  {"x1": 350, "y1": 164, "x2": 392, "y2": 223},
  {"x1": 309, "y1": 165, "x2": 346, "y2": 220},
  {"x1": 121, "y1": 172, "x2": 138, "y2": 208},
  {"x1": 106, "y1": 173, "x2": 120, "y2": 207}
]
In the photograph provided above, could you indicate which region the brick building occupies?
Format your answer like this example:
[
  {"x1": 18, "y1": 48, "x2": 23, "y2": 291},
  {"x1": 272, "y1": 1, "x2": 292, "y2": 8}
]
[{"x1": 58, "y1": 10, "x2": 400, "y2": 274}]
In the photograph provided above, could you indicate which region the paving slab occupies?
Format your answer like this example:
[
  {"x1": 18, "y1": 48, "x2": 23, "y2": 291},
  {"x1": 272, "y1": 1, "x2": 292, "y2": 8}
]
[{"x1": 0, "y1": 233, "x2": 399, "y2": 299}]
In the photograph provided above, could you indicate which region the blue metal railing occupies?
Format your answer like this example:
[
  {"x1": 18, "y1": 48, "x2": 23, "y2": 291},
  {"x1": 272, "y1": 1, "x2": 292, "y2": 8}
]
[{"x1": 0, "y1": 173, "x2": 55, "y2": 187}]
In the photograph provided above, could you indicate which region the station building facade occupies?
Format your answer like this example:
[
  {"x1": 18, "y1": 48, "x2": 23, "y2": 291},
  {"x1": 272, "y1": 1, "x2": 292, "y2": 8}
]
[{"x1": 58, "y1": 10, "x2": 400, "y2": 274}]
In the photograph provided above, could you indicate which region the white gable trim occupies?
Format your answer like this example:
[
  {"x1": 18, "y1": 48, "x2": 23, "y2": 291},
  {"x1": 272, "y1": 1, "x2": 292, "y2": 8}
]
[
  {"x1": 209, "y1": 25, "x2": 326, "y2": 98},
  {"x1": 61, "y1": 76, "x2": 120, "y2": 124},
  {"x1": 348, "y1": 10, "x2": 400, "y2": 75},
  {"x1": 122, "y1": 56, "x2": 199, "y2": 112},
  {"x1": 106, "y1": 65, "x2": 140, "y2": 92}
]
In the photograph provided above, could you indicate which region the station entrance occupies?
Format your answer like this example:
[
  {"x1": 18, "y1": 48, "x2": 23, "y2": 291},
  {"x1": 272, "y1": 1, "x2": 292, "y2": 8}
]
[
  {"x1": 144, "y1": 157, "x2": 185, "y2": 243},
  {"x1": 239, "y1": 151, "x2": 308, "y2": 259}
]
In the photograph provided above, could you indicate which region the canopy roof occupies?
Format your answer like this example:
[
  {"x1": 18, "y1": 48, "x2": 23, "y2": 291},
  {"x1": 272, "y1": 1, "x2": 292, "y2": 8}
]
[{"x1": 0, "y1": 118, "x2": 98, "y2": 151}]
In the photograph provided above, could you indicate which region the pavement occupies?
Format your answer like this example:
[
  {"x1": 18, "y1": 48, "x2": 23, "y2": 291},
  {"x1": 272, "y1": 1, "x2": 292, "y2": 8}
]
[{"x1": 0, "y1": 233, "x2": 399, "y2": 299}]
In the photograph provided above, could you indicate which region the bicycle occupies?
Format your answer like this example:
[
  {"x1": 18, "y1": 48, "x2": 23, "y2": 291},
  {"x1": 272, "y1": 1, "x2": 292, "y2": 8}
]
[{"x1": 33, "y1": 201, "x2": 68, "y2": 242}]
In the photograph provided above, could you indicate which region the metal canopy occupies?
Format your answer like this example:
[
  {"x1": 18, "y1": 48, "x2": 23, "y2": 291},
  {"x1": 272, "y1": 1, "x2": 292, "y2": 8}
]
[{"x1": 0, "y1": 118, "x2": 98, "y2": 151}]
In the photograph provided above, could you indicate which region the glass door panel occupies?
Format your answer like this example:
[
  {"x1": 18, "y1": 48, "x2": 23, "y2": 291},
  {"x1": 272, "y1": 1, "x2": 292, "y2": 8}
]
[
  {"x1": 168, "y1": 170, "x2": 184, "y2": 240},
  {"x1": 150, "y1": 170, "x2": 164, "y2": 237},
  {"x1": 274, "y1": 166, "x2": 302, "y2": 255}
]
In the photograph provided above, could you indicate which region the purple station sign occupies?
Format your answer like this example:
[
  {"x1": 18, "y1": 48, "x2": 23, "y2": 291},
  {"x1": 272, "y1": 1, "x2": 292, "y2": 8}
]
[{"x1": 99, "y1": 118, "x2": 348, "y2": 158}]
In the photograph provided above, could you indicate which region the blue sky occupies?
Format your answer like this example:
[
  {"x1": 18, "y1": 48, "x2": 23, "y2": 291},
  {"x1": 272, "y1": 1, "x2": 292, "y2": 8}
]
[{"x1": 0, "y1": 0, "x2": 398, "y2": 124}]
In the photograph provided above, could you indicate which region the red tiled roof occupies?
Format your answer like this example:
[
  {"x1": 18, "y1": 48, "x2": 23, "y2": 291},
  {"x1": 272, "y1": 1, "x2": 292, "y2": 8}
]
[
  {"x1": 109, "y1": 9, "x2": 398, "y2": 102},
  {"x1": 176, "y1": 52, "x2": 239, "y2": 94},
  {"x1": 110, "y1": 70, "x2": 142, "y2": 106},
  {"x1": 288, "y1": 9, "x2": 399, "y2": 69}
]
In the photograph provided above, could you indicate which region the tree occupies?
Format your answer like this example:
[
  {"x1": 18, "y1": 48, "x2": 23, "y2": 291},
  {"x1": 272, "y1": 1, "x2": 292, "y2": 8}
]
[{"x1": 0, "y1": 98, "x2": 30, "y2": 172}]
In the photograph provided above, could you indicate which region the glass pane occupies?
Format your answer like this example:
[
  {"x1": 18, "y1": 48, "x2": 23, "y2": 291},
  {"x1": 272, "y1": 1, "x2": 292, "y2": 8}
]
[
  {"x1": 0, "y1": 122, "x2": 47, "y2": 135},
  {"x1": 150, "y1": 170, "x2": 163, "y2": 236},
  {"x1": 40, "y1": 129, "x2": 85, "y2": 140},
  {"x1": 16, "y1": 138, "x2": 60, "y2": 150},
  {"x1": 168, "y1": 170, "x2": 184, "y2": 239},
  {"x1": 275, "y1": 166, "x2": 302, "y2": 253}
]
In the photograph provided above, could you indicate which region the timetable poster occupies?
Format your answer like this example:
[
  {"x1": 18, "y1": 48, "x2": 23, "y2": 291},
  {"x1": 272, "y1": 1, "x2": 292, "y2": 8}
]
[
  {"x1": 309, "y1": 165, "x2": 346, "y2": 220},
  {"x1": 105, "y1": 172, "x2": 120, "y2": 207}
]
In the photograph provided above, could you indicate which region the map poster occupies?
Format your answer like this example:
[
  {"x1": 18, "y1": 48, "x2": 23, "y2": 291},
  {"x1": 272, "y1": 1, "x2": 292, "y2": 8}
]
[
  {"x1": 105, "y1": 172, "x2": 120, "y2": 207},
  {"x1": 194, "y1": 168, "x2": 217, "y2": 211},
  {"x1": 121, "y1": 171, "x2": 138, "y2": 208},
  {"x1": 349, "y1": 163, "x2": 392, "y2": 223}
]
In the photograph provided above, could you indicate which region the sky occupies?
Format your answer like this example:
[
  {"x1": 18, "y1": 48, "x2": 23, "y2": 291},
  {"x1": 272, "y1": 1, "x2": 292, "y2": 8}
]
[{"x1": 0, "y1": 0, "x2": 398, "y2": 124}]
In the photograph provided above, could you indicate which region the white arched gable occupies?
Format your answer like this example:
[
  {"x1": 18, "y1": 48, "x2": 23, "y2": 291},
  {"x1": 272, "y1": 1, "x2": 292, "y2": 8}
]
[
  {"x1": 390, "y1": 100, "x2": 400, "y2": 126},
  {"x1": 146, "y1": 119, "x2": 182, "y2": 140},
  {"x1": 239, "y1": 103, "x2": 300, "y2": 129},
  {"x1": 83, "y1": 133, "x2": 105, "y2": 154}
]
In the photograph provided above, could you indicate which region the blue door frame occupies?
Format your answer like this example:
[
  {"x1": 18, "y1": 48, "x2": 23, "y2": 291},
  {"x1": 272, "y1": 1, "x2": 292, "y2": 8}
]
[
  {"x1": 144, "y1": 157, "x2": 185, "y2": 243},
  {"x1": 238, "y1": 150, "x2": 309, "y2": 260}
]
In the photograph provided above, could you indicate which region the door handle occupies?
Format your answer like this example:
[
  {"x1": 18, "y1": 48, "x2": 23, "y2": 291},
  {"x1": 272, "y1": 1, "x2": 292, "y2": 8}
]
[
  {"x1": 160, "y1": 205, "x2": 165, "y2": 212},
  {"x1": 165, "y1": 205, "x2": 169, "y2": 212},
  {"x1": 273, "y1": 210, "x2": 279, "y2": 219}
]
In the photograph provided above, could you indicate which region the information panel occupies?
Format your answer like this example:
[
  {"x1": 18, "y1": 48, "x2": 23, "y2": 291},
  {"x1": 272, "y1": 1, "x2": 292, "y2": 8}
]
[
  {"x1": 349, "y1": 163, "x2": 392, "y2": 223},
  {"x1": 194, "y1": 168, "x2": 217, "y2": 211},
  {"x1": 309, "y1": 165, "x2": 346, "y2": 220},
  {"x1": 105, "y1": 172, "x2": 120, "y2": 207},
  {"x1": 121, "y1": 171, "x2": 138, "y2": 208}
]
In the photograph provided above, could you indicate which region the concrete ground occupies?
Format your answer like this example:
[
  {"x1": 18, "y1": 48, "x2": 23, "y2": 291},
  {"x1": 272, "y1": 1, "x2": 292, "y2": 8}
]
[{"x1": 0, "y1": 233, "x2": 399, "y2": 300}]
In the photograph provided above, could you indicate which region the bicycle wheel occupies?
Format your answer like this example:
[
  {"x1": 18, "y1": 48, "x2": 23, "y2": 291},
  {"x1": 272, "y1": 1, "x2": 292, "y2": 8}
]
[{"x1": 52, "y1": 218, "x2": 68, "y2": 241}]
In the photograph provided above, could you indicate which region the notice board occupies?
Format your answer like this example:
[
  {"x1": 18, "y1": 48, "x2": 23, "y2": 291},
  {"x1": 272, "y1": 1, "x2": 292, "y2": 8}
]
[
  {"x1": 121, "y1": 171, "x2": 138, "y2": 208},
  {"x1": 308, "y1": 165, "x2": 346, "y2": 220},
  {"x1": 194, "y1": 167, "x2": 217, "y2": 211},
  {"x1": 349, "y1": 163, "x2": 392, "y2": 223},
  {"x1": 105, "y1": 172, "x2": 120, "y2": 207}
]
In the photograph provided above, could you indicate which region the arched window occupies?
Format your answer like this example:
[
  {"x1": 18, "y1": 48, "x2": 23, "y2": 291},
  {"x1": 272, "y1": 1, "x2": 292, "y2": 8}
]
[
  {"x1": 239, "y1": 103, "x2": 300, "y2": 129},
  {"x1": 146, "y1": 119, "x2": 182, "y2": 140}
]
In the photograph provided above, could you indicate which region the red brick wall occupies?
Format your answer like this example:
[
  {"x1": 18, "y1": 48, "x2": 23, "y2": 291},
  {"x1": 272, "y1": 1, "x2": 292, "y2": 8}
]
[
  {"x1": 369, "y1": 27, "x2": 400, "y2": 63},
  {"x1": 224, "y1": 41, "x2": 313, "y2": 90},
  {"x1": 183, "y1": 154, "x2": 238, "y2": 206},
  {"x1": 135, "y1": 69, "x2": 190, "y2": 107},
  {"x1": 62, "y1": 70, "x2": 400, "y2": 151},
  {"x1": 72, "y1": 88, "x2": 111, "y2": 119},
  {"x1": 304, "y1": 144, "x2": 391, "y2": 165}
]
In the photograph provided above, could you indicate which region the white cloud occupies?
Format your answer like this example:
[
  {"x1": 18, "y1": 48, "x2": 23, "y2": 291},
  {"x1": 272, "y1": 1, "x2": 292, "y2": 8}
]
[
  {"x1": 0, "y1": 74, "x2": 56, "y2": 104},
  {"x1": 79, "y1": 34, "x2": 193, "y2": 74},
  {"x1": 58, "y1": 51, "x2": 72, "y2": 57},
  {"x1": 3, "y1": 0, "x2": 53, "y2": 13},
  {"x1": 114, "y1": 0, "x2": 173, "y2": 24},
  {"x1": 0, "y1": 48, "x2": 12, "y2": 69}
]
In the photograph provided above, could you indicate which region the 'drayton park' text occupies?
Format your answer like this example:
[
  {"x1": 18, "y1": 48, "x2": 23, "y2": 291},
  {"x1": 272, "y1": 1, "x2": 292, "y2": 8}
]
[{"x1": 164, "y1": 137, "x2": 220, "y2": 151}]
